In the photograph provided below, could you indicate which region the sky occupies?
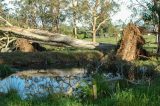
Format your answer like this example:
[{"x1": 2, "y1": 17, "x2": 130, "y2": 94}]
[
  {"x1": 4, "y1": 0, "x2": 14, "y2": 9},
  {"x1": 112, "y1": 0, "x2": 132, "y2": 24}
]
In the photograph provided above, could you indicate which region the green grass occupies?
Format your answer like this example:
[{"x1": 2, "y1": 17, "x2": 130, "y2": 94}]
[
  {"x1": 84, "y1": 35, "x2": 157, "y2": 53},
  {"x1": 143, "y1": 35, "x2": 157, "y2": 53},
  {"x1": 84, "y1": 36, "x2": 120, "y2": 44},
  {"x1": 1, "y1": 75, "x2": 160, "y2": 106}
]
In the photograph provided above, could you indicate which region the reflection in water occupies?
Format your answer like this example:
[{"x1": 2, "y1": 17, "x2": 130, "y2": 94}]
[
  {"x1": 0, "y1": 68, "x2": 122, "y2": 99},
  {"x1": 0, "y1": 68, "x2": 91, "y2": 99}
]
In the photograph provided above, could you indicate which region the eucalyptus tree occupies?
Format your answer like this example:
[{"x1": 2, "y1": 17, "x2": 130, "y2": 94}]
[
  {"x1": 12, "y1": 0, "x2": 41, "y2": 28},
  {"x1": 0, "y1": 0, "x2": 10, "y2": 18},
  {"x1": 49, "y1": 0, "x2": 60, "y2": 32},
  {"x1": 65, "y1": 0, "x2": 88, "y2": 38},
  {"x1": 0, "y1": 0, "x2": 13, "y2": 26},
  {"x1": 49, "y1": 0, "x2": 68, "y2": 33},
  {"x1": 83, "y1": 0, "x2": 118, "y2": 43},
  {"x1": 12, "y1": 0, "x2": 66, "y2": 32},
  {"x1": 152, "y1": 0, "x2": 160, "y2": 53},
  {"x1": 0, "y1": 0, "x2": 3, "y2": 15},
  {"x1": 70, "y1": 0, "x2": 78, "y2": 37},
  {"x1": 130, "y1": 0, "x2": 160, "y2": 54}
]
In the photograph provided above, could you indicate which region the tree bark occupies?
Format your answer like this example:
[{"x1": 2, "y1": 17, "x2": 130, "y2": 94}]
[
  {"x1": 0, "y1": 16, "x2": 13, "y2": 27},
  {"x1": 92, "y1": 30, "x2": 96, "y2": 43},
  {"x1": 72, "y1": 0, "x2": 78, "y2": 38},
  {"x1": 0, "y1": 26, "x2": 99, "y2": 49},
  {"x1": 153, "y1": 0, "x2": 160, "y2": 54},
  {"x1": 73, "y1": 14, "x2": 77, "y2": 38},
  {"x1": 51, "y1": 0, "x2": 60, "y2": 33},
  {"x1": 157, "y1": 23, "x2": 160, "y2": 54},
  {"x1": 92, "y1": 14, "x2": 97, "y2": 43}
]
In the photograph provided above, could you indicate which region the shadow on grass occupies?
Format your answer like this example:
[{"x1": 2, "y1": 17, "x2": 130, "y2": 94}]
[
  {"x1": 96, "y1": 43, "x2": 117, "y2": 53},
  {"x1": 0, "y1": 50, "x2": 104, "y2": 71}
]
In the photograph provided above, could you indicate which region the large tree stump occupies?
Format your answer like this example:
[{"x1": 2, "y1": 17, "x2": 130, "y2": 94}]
[{"x1": 116, "y1": 23, "x2": 145, "y2": 61}]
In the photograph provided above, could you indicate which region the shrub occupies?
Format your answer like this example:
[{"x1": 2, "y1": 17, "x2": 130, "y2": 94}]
[{"x1": 74, "y1": 80, "x2": 93, "y2": 101}]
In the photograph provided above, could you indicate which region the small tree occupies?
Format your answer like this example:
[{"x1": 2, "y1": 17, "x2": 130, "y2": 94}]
[
  {"x1": 83, "y1": 0, "x2": 118, "y2": 43},
  {"x1": 67, "y1": 0, "x2": 89, "y2": 38}
]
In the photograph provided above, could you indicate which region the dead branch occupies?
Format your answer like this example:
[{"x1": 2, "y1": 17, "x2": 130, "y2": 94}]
[{"x1": 0, "y1": 16, "x2": 13, "y2": 27}]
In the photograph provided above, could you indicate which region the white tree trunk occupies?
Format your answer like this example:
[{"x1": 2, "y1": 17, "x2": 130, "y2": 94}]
[{"x1": 0, "y1": 26, "x2": 99, "y2": 49}]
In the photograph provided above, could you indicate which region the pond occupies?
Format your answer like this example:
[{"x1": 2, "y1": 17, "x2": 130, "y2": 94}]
[
  {"x1": 0, "y1": 68, "x2": 122, "y2": 99},
  {"x1": 0, "y1": 68, "x2": 91, "y2": 99}
]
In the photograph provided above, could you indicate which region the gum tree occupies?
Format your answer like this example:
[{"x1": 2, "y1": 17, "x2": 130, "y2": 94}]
[
  {"x1": 84, "y1": 0, "x2": 117, "y2": 43},
  {"x1": 130, "y1": 0, "x2": 160, "y2": 54}
]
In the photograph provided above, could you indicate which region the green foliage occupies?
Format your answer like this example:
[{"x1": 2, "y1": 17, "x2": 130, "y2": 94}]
[
  {"x1": 114, "y1": 89, "x2": 150, "y2": 106},
  {"x1": 77, "y1": 34, "x2": 85, "y2": 39},
  {"x1": 1, "y1": 74, "x2": 160, "y2": 106},
  {"x1": 0, "y1": 90, "x2": 82, "y2": 106},
  {"x1": 92, "y1": 74, "x2": 111, "y2": 98},
  {"x1": 0, "y1": 64, "x2": 14, "y2": 78},
  {"x1": 142, "y1": 12, "x2": 152, "y2": 22},
  {"x1": 60, "y1": 24, "x2": 73, "y2": 35},
  {"x1": 143, "y1": 35, "x2": 157, "y2": 53},
  {"x1": 131, "y1": 0, "x2": 160, "y2": 26},
  {"x1": 106, "y1": 23, "x2": 120, "y2": 37},
  {"x1": 155, "y1": 65, "x2": 160, "y2": 72},
  {"x1": 113, "y1": 83, "x2": 160, "y2": 106},
  {"x1": 85, "y1": 36, "x2": 120, "y2": 44},
  {"x1": 74, "y1": 81, "x2": 93, "y2": 101}
]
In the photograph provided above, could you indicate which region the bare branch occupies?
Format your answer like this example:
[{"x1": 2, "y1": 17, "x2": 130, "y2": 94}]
[
  {"x1": 95, "y1": 0, "x2": 100, "y2": 8},
  {"x1": 132, "y1": 3, "x2": 148, "y2": 10},
  {"x1": 3, "y1": 33, "x2": 10, "y2": 48},
  {"x1": 96, "y1": 18, "x2": 109, "y2": 31},
  {"x1": 0, "y1": 16, "x2": 13, "y2": 27},
  {"x1": 0, "y1": 37, "x2": 16, "y2": 41}
]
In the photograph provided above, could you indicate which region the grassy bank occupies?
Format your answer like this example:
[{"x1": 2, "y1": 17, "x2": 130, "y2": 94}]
[{"x1": 0, "y1": 75, "x2": 160, "y2": 106}]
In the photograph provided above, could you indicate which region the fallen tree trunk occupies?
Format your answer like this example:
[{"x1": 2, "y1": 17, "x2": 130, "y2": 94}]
[{"x1": 0, "y1": 26, "x2": 99, "y2": 49}]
